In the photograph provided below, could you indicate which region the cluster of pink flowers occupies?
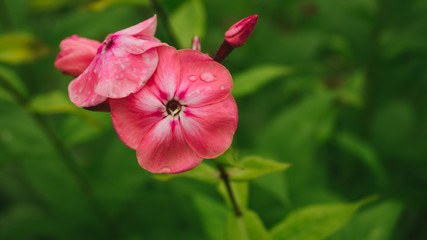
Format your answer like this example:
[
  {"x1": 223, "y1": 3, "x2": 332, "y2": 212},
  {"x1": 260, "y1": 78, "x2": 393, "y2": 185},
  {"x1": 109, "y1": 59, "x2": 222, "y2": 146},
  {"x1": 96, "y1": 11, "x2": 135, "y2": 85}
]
[{"x1": 55, "y1": 15, "x2": 257, "y2": 173}]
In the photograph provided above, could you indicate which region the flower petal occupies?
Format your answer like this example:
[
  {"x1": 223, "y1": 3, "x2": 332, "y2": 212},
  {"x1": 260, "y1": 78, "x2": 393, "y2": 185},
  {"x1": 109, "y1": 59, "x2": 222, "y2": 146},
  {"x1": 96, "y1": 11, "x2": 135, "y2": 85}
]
[
  {"x1": 180, "y1": 95, "x2": 238, "y2": 158},
  {"x1": 68, "y1": 63, "x2": 107, "y2": 107},
  {"x1": 137, "y1": 117, "x2": 203, "y2": 173},
  {"x1": 110, "y1": 86, "x2": 165, "y2": 149},
  {"x1": 146, "y1": 46, "x2": 180, "y2": 102},
  {"x1": 95, "y1": 48, "x2": 158, "y2": 98},
  {"x1": 115, "y1": 15, "x2": 157, "y2": 37},
  {"x1": 114, "y1": 35, "x2": 165, "y2": 54},
  {"x1": 178, "y1": 49, "x2": 212, "y2": 63},
  {"x1": 176, "y1": 53, "x2": 233, "y2": 107}
]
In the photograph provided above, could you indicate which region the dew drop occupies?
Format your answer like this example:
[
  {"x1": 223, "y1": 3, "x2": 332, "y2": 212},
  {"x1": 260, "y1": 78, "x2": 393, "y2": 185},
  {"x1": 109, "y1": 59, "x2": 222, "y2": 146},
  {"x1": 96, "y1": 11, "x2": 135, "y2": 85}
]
[
  {"x1": 220, "y1": 85, "x2": 225, "y2": 90},
  {"x1": 160, "y1": 167, "x2": 171, "y2": 173},
  {"x1": 188, "y1": 75, "x2": 197, "y2": 82},
  {"x1": 200, "y1": 72, "x2": 217, "y2": 82}
]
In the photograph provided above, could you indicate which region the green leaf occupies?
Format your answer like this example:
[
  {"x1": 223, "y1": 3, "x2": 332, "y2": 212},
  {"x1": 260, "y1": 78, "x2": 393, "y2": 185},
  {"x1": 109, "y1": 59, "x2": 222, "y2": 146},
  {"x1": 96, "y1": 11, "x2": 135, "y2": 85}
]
[
  {"x1": 328, "y1": 200, "x2": 404, "y2": 240},
  {"x1": 213, "y1": 147, "x2": 238, "y2": 167},
  {"x1": 0, "y1": 65, "x2": 27, "y2": 102},
  {"x1": 270, "y1": 195, "x2": 378, "y2": 240},
  {"x1": 218, "y1": 181, "x2": 249, "y2": 210},
  {"x1": 228, "y1": 156, "x2": 290, "y2": 181},
  {"x1": 226, "y1": 210, "x2": 272, "y2": 240},
  {"x1": 170, "y1": 0, "x2": 205, "y2": 48},
  {"x1": 85, "y1": 0, "x2": 149, "y2": 12},
  {"x1": 193, "y1": 194, "x2": 227, "y2": 240},
  {"x1": 335, "y1": 131, "x2": 386, "y2": 184},
  {"x1": 232, "y1": 65, "x2": 293, "y2": 98},
  {"x1": 0, "y1": 33, "x2": 49, "y2": 64},
  {"x1": 28, "y1": 91, "x2": 78, "y2": 114},
  {"x1": 153, "y1": 162, "x2": 219, "y2": 184}
]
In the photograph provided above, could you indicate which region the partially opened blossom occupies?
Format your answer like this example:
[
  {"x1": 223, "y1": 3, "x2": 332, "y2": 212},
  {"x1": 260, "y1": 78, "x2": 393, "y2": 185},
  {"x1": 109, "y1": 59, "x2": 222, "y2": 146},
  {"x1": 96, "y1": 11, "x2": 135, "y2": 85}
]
[
  {"x1": 67, "y1": 15, "x2": 166, "y2": 108},
  {"x1": 110, "y1": 46, "x2": 238, "y2": 173},
  {"x1": 55, "y1": 35, "x2": 101, "y2": 77}
]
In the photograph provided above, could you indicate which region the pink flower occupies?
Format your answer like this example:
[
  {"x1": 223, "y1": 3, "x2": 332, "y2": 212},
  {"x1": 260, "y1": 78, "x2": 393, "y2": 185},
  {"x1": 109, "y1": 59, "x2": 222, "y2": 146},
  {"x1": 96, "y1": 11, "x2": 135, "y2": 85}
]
[
  {"x1": 67, "y1": 15, "x2": 166, "y2": 108},
  {"x1": 54, "y1": 35, "x2": 101, "y2": 77},
  {"x1": 110, "y1": 46, "x2": 238, "y2": 173},
  {"x1": 225, "y1": 15, "x2": 258, "y2": 48}
]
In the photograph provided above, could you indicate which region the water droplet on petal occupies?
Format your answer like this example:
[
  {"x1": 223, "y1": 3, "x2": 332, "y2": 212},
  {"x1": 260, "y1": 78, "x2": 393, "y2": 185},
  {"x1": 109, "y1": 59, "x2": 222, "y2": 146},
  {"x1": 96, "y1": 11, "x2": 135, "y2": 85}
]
[
  {"x1": 200, "y1": 72, "x2": 217, "y2": 82},
  {"x1": 220, "y1": 85, "x2": 225, "y2": 90},
  {"x1": 160, "y1": 167, "x2": 171, "y2": 173},
  {"x1": 188, "y1": 75, "x2": 197, "y2": 82}
]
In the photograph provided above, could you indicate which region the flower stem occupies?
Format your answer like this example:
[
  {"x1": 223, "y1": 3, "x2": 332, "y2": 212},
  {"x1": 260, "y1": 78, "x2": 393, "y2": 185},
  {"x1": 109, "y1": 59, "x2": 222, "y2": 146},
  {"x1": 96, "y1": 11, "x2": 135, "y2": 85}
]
[
  {"x1": 213, "y1": 41, "x2": 234, "y2": 63},
  {"x1": 149, "y1": 0, "x2": 180, "y2": 48},
  {"x1": 216, "y1": 163, "x2": 242, "y2": 217}
]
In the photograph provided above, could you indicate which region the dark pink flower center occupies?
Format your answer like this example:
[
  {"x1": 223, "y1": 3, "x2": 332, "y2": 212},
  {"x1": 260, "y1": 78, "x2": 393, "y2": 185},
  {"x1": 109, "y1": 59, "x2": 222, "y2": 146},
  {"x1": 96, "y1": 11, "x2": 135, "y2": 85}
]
[{"x1": 166, "y1": 99, "x2": 182, "y2": 117}]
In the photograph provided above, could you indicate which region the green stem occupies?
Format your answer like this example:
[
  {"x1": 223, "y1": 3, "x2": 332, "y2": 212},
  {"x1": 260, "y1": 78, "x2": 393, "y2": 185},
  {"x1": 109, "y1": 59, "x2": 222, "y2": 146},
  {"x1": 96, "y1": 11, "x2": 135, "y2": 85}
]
[
  {"x1": 216, "y1": 163, "x2": 242, "y2": 217},
  {"x1": 149, "y1": 0, "x2": 180, "y2": 48}
]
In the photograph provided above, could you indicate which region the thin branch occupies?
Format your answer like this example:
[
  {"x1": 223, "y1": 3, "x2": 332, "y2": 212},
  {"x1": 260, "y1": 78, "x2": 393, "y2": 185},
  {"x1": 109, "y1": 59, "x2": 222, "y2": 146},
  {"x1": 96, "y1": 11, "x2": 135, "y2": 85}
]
[{"x1": 216, "y1": 163, "x2": 242, "y2": 217}]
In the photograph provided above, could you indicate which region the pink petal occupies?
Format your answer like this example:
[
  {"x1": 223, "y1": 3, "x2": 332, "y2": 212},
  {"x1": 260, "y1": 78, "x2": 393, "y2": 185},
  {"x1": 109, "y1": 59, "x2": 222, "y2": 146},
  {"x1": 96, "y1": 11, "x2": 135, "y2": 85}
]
[
  {"x1": 68, "y1": 67, "x2": 107, "y2": 107},
  {"x1": 110, "y1": 87, "x2": 165, "y2": 149},
  {"x1": 114, "y1": 35, "x2": 165, "y2": 54},
  {"x1": 176, "y1": 50, "x2": 233, "y2": 107},
  {"x1": 137, "y1": 117, "x2": 203, "y2": 173},
  {"x1": 146, "y1": 46, "x2": 180, "y2": 102},
  {"x1": 95, "y1": 48, "x2": 158, "y2": 98},
  {"x1": 180, "y1": 95, "x2": 238, "y2": 158},
  {"x1": 115, "y1": 15, "x2": 157, "y2": 37},
  {"x1": 178, "y1": 49, "x2": 211, "y2": 63}
]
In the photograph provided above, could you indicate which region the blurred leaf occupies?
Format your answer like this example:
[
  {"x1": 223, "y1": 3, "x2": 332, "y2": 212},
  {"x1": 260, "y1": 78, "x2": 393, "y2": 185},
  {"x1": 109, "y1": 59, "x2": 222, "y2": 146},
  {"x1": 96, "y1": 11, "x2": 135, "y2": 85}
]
[
  {"x1": 270, "y1": 195, "x2": 378, "y2": 240},
  {"x1": 226, "y1": 210, "x2": 272, "y2": 240},
  {"x1": 335, "y1": 131, "x2": 386, "y2": 184},
  {"x1": 85, "y1": 0, "x2": 149, "y2": 12},
  {"x1": 0, "y1": 33, "x2": 49, "y2": 64},
  {"x1": 218, "y1": 181, "x2": 248, "y2": 210},
  {"x1": 30, "y1": 0, "x2": 77, "y2": 12},
  {"x1": 233, "y1": 65, "x2": 293, "y2": 98},
  {"x1": 329, "y1": 200, "x2": 404, "y2": 240},
  {"x1": 0, "y1": 65, "x2": 27, "y2": 102},
  {"x1": 154, "y1": 162, "x2": 219, "y2": 184},
  {"x1": 228, "y1": 156, "x2": 290, "y2": 181},
  {"x1": 257, "y1": 92, "x2": 335, "y2": 159},
  {"x1": 170, "y1": 0, "x2": 205, "y2": 48},
  {"x1": 193, "y1": 193, "x2": 227, "y2": 240},
  {"x1": 336, "y1": 71, "x2": 365, "y2": 107},
  {"x1": 28, "y1": 91, "x2": 77, "y2": 114},
  {"x1": 213, "y1": 147, "x2": 238, "y2": 167},
  {"x1": 253, "y1": 172, "x2": 291, "y2": 207}
]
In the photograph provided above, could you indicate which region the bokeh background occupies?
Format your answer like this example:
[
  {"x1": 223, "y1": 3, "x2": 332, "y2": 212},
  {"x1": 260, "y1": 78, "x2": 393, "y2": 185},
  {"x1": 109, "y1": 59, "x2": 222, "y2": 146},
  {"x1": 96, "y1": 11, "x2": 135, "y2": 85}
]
[{"x1": 1, "y1": 0, "x2": 427, "y2": 239}]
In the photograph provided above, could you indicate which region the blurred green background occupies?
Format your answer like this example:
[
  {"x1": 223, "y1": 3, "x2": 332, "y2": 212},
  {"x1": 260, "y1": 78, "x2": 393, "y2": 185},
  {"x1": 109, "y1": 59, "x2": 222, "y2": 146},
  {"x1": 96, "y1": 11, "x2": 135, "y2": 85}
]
[{"x1": 1, "y1": 0, "x2": 427, "y2": 239}]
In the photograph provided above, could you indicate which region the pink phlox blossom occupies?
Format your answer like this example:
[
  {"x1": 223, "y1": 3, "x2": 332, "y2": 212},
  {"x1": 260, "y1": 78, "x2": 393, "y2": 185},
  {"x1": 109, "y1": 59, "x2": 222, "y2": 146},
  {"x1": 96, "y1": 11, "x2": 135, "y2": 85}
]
[{"x1": 110, "y1": 46, "x2": 238, "y2": 173}]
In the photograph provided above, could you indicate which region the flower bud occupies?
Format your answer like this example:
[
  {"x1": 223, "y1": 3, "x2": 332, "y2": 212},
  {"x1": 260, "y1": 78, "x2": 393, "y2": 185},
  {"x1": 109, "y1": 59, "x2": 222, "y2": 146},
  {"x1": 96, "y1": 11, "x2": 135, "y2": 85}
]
[
  {"x1": 54, "y1": 35, "x2": 101, "y2": 77},
  {"x1": 224, "y1": 15, "x2": 258, "y2": 48},
  {"x1": 192, "y1": 36, "x2": 201, "y2": 51}
]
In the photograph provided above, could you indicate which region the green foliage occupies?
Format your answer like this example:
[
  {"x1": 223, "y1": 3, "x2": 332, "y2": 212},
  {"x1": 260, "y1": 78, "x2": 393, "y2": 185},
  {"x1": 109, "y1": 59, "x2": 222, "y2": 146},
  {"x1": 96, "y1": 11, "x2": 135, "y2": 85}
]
[
  {"x1": 0, "y1": 33, "x2": 49, "y2": 64},
  {"x1": 228, "y1": 156, "x2": 290, "y2": 181},
  {"x1": 270, "y1": 196, "x2": 378, "y2": 240},
  {"x1": 226, "y1": 210, "x2": 272, "y2": 240},
  {"x1": 170, "y1": 0, "x2": 205, "y2": 48}
]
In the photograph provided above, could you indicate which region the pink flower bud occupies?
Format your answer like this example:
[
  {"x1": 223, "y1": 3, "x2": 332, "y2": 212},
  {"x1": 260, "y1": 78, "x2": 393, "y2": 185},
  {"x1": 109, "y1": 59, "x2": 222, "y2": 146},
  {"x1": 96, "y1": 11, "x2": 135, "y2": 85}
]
[
  {"x1": 225, "y1": 15, "x2": 258, "y2": 48},
  {"x1": 192, "y1": 36, "x2": 201, "y2": 51},
  {"x1": 54, "y1": 35, "x2": 101, "y2": 77}
]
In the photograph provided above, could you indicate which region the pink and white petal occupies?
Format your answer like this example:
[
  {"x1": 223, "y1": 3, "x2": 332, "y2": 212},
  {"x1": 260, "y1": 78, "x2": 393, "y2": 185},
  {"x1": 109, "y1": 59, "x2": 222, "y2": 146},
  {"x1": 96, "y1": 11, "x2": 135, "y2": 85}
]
[
  {"x1": 177, "y1": 60, "x2": 233, "y2": 107},
  {"x1": 68, "y1": 62, "x2": 107, "y2": 107},
  {"x1": 95, "y1": 48, "x2": 158, "y2": 98},
  {"x1": 115, "y1": 35, "x2": 165, "y2": 54},
  {"x1": 115, "y1": 15, "x2": 157, "y2": 37},
  {"x1": 110, "y1": 87, "x2": 165, "y2": 149},
  {"x1": 180, "y1": 95, "x2": 238, "y2": 158},
  {"x1": 146, "y1": 46, "x2": 180, "y2": 102},
  {"x1": 137, "y1": 117, "x2": 203, "y2": 174},
  {"x1": 178, "y1": 49, "x2": 212, "y2": 63}
]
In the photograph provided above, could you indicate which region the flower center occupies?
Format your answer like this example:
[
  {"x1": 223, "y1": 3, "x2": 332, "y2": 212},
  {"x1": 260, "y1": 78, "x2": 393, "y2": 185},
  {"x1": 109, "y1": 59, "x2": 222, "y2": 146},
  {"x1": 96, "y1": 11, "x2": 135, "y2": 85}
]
[
  {"x1": 105, "y1": 38, "x2": 114, "y2": 51},
  {"x1": 166, "y1": 100, "x2": 182, "y2": 117}
]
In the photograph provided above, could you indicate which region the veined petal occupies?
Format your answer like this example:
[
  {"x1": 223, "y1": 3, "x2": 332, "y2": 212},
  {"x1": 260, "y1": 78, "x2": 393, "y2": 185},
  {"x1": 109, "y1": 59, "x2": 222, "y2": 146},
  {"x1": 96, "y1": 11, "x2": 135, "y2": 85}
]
[
  {"x1": 95, "y1": 48, "x2": 158, "y2": 98},
  {"x1": 110, "y1": 86, "x2": 165, "y2": 149},
  {"x1": 68, "y1": 61, "x2": 107, "y2": 107},
  {"x1": 180, "y1": 95, "x2": 238, "y2": 158},
  {"x1": 177, "y1": 52, "x2": 233, "y2": 107},
  {"x1": 115, "y1": 35, "x2": 165, "y2": 54},
  {"x1": 137, "y1": 117, "x2": 203, "y2": 173},
  {"x1": 115, "y1": 15, "x2": 157, "y2": 37},
  {"x1": 146, "y1": 46, "x2": 180, "y2": 102}
]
